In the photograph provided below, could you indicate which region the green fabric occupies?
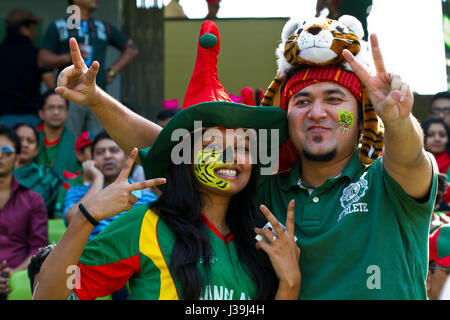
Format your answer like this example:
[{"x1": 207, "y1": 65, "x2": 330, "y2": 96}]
[
  {"x1": 78, "y1": 205, "x2": 258, "y2": 300},
  {"x1": 53, "y1": 174, "x2": 84, "y2": 219},
  {"x1": 48, "y1": 219, "x2": 67, "y2": 244},
  {"x1": 255, "y1": 150, "x2": 437, "y2": 300},
  {"x1": 139, "y1": 101, "x2": 289, "y2": 182},
  {"x1": 13, "y1": 162, "x2": 63, "y2": 217},
  {"x1": 7, "y1": 270, "x2": 32, "y2": 300},
  {"x1": 36, "y1": 127, "x2": 80, "y2": 176},
  {"x1": 41, "y1": 18, "x2": 129, "y2": 88}
]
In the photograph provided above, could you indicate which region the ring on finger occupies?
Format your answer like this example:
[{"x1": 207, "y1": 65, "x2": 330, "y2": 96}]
[{"x1": 270, "y1": 235, "x2": 277, "y2": 244}]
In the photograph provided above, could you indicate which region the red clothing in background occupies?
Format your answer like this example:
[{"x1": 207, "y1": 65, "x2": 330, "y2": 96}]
[{"x1": 0, "y1": 177, "x2": 47, "y2": 269}]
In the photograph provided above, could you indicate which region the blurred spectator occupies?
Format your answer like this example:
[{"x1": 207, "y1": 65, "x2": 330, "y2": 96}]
[
  {"x1": 206, "y1": 0, "x2": 221, "y2": 19},
  {"x1": 62, "y1": 131, "x2": 158, "y2": 240},
  {"x1": 315, "y1": 0, "x2": 372, "y2": 40},
  {"x1": 422, "y1": 118, "x2": 450, "y2": 211},
  {"x1": 430, "y1": 173, "x2": 450, "y2": 233},
  {"x1": 13, "y1": 123, "x2": 64, "y2": 218},
  {"x1": 53, "y1": 131, "x2": 95, "y2": 219},
  {"x1": 36, "y1": 89, "x2": 79, "y2": 177},
  {"x1": 428, "y1": 91, "x2": 450, "y2": 130},
  {"x1": 156, "y1": 108, "x2": 180, "y2": 127},
  {"x1": 165, "y1": 0, "x2": 187, "y2": 19},
  {"x1": 427, "y1": 225, "x2": 450, "y2": 300},
  {"x1": 0, "y1": 9, "x2": 56, "y2": 129},
  {"x1": 240, "y1": 87, "x2": 265, "y2": 106},
  {"x1": 0, "y1": 126, "x2": 47, "y2": 299},
  {"x1": 38, "y1": 0, "x2": 139, "y2": 138}
]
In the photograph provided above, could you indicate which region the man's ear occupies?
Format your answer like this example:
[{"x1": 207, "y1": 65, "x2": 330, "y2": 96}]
[{"x1": 38, "y1": 109, "x2": 44, "y2": 120}]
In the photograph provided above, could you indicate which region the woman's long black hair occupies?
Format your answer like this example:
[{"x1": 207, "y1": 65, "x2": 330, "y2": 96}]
[{"x1": 150, "y1": 160, "x2": 279, "y2": 300}]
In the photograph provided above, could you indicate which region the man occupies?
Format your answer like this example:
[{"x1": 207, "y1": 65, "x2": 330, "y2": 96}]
[
  {"x1": 36, "y1": 89, "x2": 79, "y2": 177},
  {"x1": 427, "y1": 225, "x2": 450, "y2": 300},
  {"x1": 53, "y1": 131, "x2": 94, "y2": 219},
  {"x1": 63, "y1": 131, "x2": 157, "y2": 240},
  {"x1": 428, "y1": 91, "x2": 450, "y2": 129},
  {"x1": 38, "y1": 0, "x2": 139, "y2": 138},
  {"x1": 0, "y1": 126, "x2": 48, "y2": 300},
  {"x1": 0, "y1": 9, "x2": 55, "y2": 128},
  {"x1": 55, "y1": 18, "x2": 436, "y2": 299}
]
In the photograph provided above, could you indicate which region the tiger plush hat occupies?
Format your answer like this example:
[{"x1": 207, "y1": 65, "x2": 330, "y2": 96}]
[{"x1": 261, "y1": 15, "x2": 383, "y2": 170}]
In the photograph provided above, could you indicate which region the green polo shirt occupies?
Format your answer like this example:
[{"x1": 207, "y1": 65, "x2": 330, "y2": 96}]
[{"x1": 255, "y1": 150, "x2": 437, "y2": 300}]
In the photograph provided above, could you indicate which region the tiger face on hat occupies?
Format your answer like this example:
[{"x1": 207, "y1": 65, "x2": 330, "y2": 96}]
[{"x1": 261, "y1": 15, "x2": 383, "y2": 172}]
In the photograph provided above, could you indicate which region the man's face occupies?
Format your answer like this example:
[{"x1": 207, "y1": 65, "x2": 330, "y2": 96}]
[
  {"x1": 287, "y1": 81, "x2": 361, "y2": 163},
  {"x1": 39, "y1": 94, "x2": 69, "y2": 130},
  {"x1": 74, "y1": 0, "x2": 99, "y2": 11},
  {"x1": 0, "y1": 135, "x2": 17, "y2": 177},
  {"x1": 430, "y1": 98, "x2": 450, "y2": 128},
  {"x1": 93, "y1": 139, "x2": 126, "y2": 183}
]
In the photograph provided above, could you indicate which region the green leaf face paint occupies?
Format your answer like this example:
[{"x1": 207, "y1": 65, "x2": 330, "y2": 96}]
[
  {"x1": 193, "y1": 148, "x2": 234, "y2": 190},
  {"x1": 338, "y1": 108, "x2": 354, "y2": 132}
]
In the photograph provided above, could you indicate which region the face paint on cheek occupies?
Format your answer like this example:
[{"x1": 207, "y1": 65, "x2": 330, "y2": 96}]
[
  {"x1": 193, "y1": 149, "x2": 233, "y2": 190},
  {"x1": 338, "y1": 108, "x2": 354, "y2": 132}
]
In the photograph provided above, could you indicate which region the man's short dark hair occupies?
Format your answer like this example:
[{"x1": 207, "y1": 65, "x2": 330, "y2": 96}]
[
  {"x1": 429, "y1": 91, "x2": 450, "y2": 112},
  {"x1": 91, "y1": 130, "x2": 112, "y2": 154},
  {"x1": 40, "y1": 88, "x2": 68, "y2": 110},
  {"x1": 27, "y1": 245, "x2": 55, "y2": 293},
  {"x1": 68, "y1": 0, "x2": 75, "y2": 5},
  {"x1": 157, "y1": 109, "x2": 180, "y2": 121},
  {"x1": 0, "y1": 125, "x2": 21, "y2": 155}
]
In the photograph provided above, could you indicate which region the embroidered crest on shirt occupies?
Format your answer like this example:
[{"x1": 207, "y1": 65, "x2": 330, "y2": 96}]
[{"x1": 338, "y1": 177, "x2": 369, "y2": 222}]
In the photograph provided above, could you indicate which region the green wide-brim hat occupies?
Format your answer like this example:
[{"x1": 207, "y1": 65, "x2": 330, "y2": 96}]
[
  {"x1": 138, "y1": 20, "x2": 288, "y2": 181},
  {"x1": 139, "y1": 101, "x2": 288, "y2": 180}
]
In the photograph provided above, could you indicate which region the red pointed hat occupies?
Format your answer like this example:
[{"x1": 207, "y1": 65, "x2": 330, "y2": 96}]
[
  {"x1": 138, "y1": 21, "x2": 288, "y2": 180},
  {"x1": 182, "y1": 21, "x2": 232, "y2": 108}
]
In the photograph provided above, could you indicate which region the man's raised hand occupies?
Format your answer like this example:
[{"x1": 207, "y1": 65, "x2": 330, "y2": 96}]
[{"x1": 55, "y1": 37, "x2": 100, "y2": 107}]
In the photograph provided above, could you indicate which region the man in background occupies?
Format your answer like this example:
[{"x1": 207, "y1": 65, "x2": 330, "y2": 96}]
[
  {"x1": 0, "y1": 9, "x2": 55, "y2": 128},
  {"x1": 38, "y1": 0, "x2": 138, "y2": 138},
  {"x1": 36, "y1": 89, "x2": 79, "y2": 177}
]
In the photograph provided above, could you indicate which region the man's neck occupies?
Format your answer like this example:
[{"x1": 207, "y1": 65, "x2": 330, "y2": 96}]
[
  {"x1": 299, "y1": 151, "x2": 354, "y2": 188},
  {"x1": 44, "y1": 125, "x2": 64, "y2": 142},
  {"x1": 80, "y1": 7, "x2": 92, "y2": 20}
]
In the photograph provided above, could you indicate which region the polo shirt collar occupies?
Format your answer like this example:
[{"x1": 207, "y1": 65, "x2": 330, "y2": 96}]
[{"x1": 280, "y1": 147, "x2": 367, "y2": 191}]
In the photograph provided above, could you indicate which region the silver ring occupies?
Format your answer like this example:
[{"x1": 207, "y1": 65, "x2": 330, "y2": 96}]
[{"x1": 270, "y1": 235, "x2": 277, "y2": 243}]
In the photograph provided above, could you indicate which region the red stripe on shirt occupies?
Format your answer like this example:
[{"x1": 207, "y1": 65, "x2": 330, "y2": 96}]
[{"x1": 74, "y1": 254, "x2": 140, "y2": 300}]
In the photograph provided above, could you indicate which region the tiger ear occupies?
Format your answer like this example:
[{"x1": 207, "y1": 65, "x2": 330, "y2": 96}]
[
  {"x1": 338, "y1": 15, "x2": 364, "y2": 40},
  {"x1": 281, "y1": 18, "x2": 305, "y2": 43}
]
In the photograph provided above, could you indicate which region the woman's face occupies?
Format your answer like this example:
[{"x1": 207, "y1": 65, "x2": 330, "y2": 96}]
[
  {"x1": 16, "y1": 126, "x2": 39, "y2": 165},
  {"x1": 426, "y1": 123, "x2": 448, "y2": 155},
  {"x1": 192, "y1": 127, "x2": 254, "y2": 197}
]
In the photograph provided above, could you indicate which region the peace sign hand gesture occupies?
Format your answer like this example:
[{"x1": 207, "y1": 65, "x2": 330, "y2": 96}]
[
  {"x1": 55, "y1": 37, "x2": 100, "y2": 107},
  {"x1": 82, "y1": 148, "x2": 166, "y2": 222},
  {"x1": 255, "y1": 200, "x2": 301, "y2": 299},
  {"x1": 342, "y1": 34, "x2": 414, "y2": 125}
]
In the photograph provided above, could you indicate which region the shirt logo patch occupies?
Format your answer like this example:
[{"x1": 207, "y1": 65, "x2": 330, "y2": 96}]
[{"x1": 338, "y1": 178, "x2": 369, "y2": 222}]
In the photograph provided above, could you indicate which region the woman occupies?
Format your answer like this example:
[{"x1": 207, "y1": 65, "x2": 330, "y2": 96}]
[
  {"x1": 13, "y1": 123, "x2": 63, "y2": 218},
  {"x1": 33, "y1": 21, "x2": 301, "y2": 300},
  {"x1": 422, "y1": 118, "x2": 450, "y2": 174},
  {"x1": 422, "y1": 118, "x2": 450, "y2": 212}
]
